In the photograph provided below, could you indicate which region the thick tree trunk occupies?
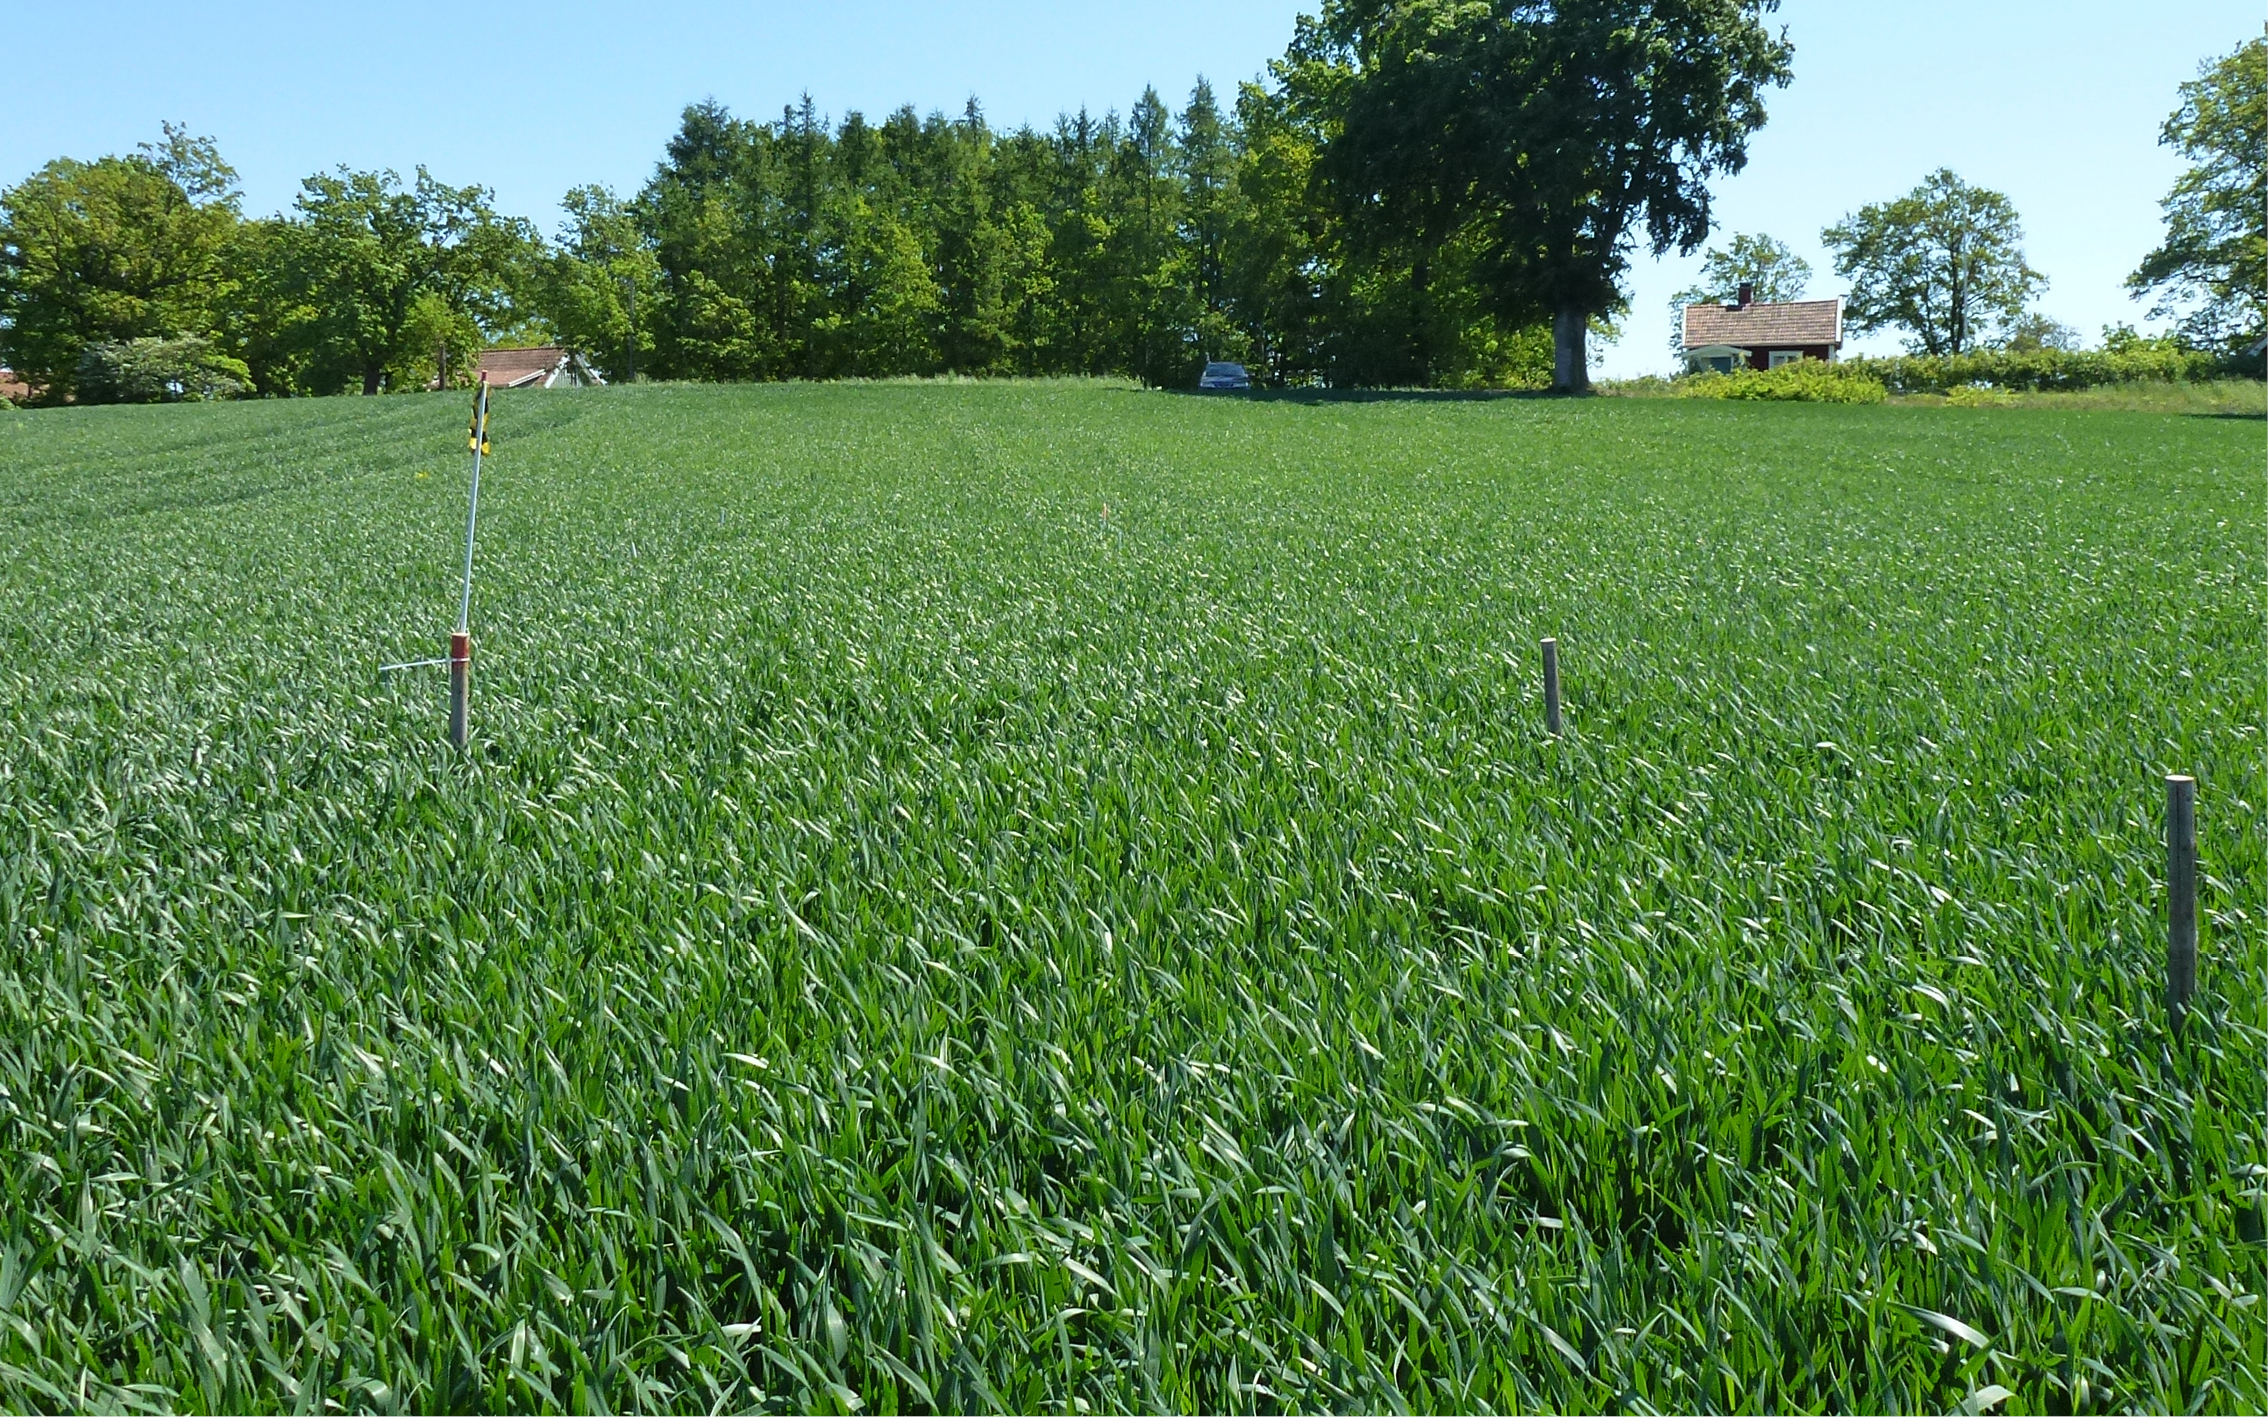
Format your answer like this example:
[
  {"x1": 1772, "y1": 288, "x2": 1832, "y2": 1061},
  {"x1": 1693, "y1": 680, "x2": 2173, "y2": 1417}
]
[
  {"x1": 363, "y1": 368, "x2": 384, "y2": 396},
  {"x1": 1552, "y1": 305, "x2": 1590, "y2": 394}
]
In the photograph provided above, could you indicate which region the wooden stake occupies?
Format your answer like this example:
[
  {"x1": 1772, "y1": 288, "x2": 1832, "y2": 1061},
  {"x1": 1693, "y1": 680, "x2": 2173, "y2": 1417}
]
[
  {"x1": 2167, "y1": 774, "x2": 2196, "y2": 1033},
  {"x1": 1541, "y1": 637, "x2": 1562, "y2": 737},
  {"x1": 448, "y1": 632, "x2": 471, "y2": 750}
]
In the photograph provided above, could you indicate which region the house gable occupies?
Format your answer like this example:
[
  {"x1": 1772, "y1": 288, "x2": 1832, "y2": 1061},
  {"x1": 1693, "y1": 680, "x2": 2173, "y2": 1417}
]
[{"x1": 1681, "y1": 297, "x2": 1842, "y2": 372}]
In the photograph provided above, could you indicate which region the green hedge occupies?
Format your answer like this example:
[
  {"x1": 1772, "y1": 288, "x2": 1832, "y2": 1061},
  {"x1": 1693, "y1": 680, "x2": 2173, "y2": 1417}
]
[
  {"x1": 1844, "y1": 345, "x2": 2245, "y2": 394},
  {"x1": 1674, "y1": 361, "x2": 1889, "y2": 403}
]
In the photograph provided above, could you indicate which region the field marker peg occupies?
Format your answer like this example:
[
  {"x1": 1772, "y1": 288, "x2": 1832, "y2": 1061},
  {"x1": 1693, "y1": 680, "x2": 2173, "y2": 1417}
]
[
  {"x1": 2167, "y1": 775, "x2": 2196, "y2": 1034},
  {"x1": 448, "y1": 375, "x2": 489, "y2": 751},
  {"x1": 1541, "y1": 637, "x2": 1563, "y2": 736},
  {"x1": 448, "y1": 633, "x2": 471, "y2": 749}
]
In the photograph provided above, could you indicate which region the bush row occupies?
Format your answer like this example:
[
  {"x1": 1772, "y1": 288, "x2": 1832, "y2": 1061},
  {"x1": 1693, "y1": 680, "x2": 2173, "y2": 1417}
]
[
  {"x1": 1845, "y1": 344, "x2": 2256, "y2": 394},
  {"x1": 1674, "y1": 361, "x2": 1890, "y2": 403}
]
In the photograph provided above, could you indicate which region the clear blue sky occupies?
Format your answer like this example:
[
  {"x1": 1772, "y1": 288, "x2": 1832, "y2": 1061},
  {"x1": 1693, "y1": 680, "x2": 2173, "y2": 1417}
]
[{"x1": 6, "y1": 2, "x2": 2256, "y2": 377}]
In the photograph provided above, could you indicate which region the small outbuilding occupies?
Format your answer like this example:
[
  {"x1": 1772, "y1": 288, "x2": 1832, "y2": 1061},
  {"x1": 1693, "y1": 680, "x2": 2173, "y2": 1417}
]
[
  {"x1": 1681, "y1": 286, "x2": 1843, "y2": 373},
  {"x1": 474, "y1": 346, "x2": 607, "y2": 389}
]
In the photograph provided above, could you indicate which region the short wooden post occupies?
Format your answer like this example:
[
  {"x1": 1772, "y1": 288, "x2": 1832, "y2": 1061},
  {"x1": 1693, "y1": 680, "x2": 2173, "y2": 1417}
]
[
  {"x1": 2167, "y1": 775, "x2": 2196, "y2": 1033},
  {"x1": 448, "y1": 632, "x2": 471, "y2": 750},
  {"x1": 1541, "y1": 637, "x2": 1562, "y2": 737}
]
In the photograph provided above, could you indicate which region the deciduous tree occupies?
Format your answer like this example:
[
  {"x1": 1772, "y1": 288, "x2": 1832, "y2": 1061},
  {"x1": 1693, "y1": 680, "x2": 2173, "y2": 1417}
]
[
  {"x1": 279, "y1": 168, "x2": 539, "y2": 395},
  {"x1": 544, "y1": 185, "x2": 659, "y2": 382},
  {"x1": 1666, "y1": 231, "x2": 1809, "y2": 352},
  {"x1": 1300, "y1": 0, "x2": 1794, "y2": 391},
  {"x1": 0, "y1": 124, "x2": 241, "y2": 402},
  {"x1": 2128, "y1": 33, "x2": 2265, "y2": 352},
  {"x1": 1997, "y1": 312, "x2": 2081, "y2": 353},
  {"x1": 1823, "y1": 170, "x2": 2044, "y2": 356},
  {"x1": 1177, "y1": 80, "x2": 1244, "y2": 366}
]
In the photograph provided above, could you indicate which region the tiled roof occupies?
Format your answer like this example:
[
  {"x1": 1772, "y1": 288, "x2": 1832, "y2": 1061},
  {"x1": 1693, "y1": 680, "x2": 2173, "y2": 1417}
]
[
  {"x1": 1682, "y1": 298, "x2": 1842, "y2": 350},
  {"x1": 475, "y1": 346, "x2": 567, "y2": 387}
]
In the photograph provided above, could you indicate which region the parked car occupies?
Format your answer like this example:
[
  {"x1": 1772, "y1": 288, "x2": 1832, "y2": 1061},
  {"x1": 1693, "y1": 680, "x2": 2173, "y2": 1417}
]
[{"x1": 1197, "y1": 361, "x2": 1251, "y2": 391}]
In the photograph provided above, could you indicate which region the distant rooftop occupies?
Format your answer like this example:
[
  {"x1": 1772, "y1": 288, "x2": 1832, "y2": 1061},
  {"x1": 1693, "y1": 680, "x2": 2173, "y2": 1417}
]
[
  {"x1": 476, "y1": 346, "x2": 570, "y2": 388},
  {"x1": 1682, "y1": 298, "x2": 1842, "y2": 351}
]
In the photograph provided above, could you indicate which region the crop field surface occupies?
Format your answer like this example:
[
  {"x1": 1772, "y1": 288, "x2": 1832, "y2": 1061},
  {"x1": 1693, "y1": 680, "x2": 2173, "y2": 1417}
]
[{"x1": 0, "y1": 383, "x2": 2260, "y2": 1414}]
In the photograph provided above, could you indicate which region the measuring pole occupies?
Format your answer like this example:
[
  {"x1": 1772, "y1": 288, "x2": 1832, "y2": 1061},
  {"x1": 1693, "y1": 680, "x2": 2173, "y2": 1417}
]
[
  {"x1": 2167, "y1": 775, "x2": 2196, "y2": 1035},
  {"x1": 448, "y1": 632, "x2": 470, "y2": 748},
  {"x1": 450, "y1": 376, "x2": 489, "y2": 749},
  {"x1": 1541, "y1": 637, "x2": 1563, "y2": 737}
]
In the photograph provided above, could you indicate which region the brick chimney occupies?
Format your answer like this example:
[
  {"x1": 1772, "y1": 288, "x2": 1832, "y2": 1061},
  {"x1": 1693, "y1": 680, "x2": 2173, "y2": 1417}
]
[{"x1": 1737, "y1": 281, "x2": 1754, "y2": 309}]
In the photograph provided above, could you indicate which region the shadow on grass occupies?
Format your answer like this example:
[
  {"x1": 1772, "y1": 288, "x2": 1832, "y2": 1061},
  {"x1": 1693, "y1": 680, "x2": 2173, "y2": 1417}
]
[{"x1": 1151, "y1": 386, "x2": 1570, "y2": 405}]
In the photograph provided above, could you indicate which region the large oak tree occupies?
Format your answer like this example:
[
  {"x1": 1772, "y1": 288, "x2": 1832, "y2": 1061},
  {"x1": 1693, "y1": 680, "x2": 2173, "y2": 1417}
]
[
  {"x1": 280, "y1": 168, "x2": 537, "y2": 395},
  {"x1": 1822, "y1": 170, "x2": 2044, "y2": 357},
  {"x1": 2129, "y1": 33, "x2": 2265, "y2": 353},
  {"x1": 0, "y1": 125, "x2": 241, "y2": 402},
  {"x1": 1294, "y1": 0, "x2": 1793, "y2": 390}
]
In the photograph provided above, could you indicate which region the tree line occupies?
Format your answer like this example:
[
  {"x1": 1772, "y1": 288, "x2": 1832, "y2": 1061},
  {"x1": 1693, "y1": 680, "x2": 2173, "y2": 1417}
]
[
  {"x1": 2, "y1": 6, "x2": 2257, "y2": 405},
  {"x1": 0, "y1": 78, "x2": 1584, "y2": 402}
]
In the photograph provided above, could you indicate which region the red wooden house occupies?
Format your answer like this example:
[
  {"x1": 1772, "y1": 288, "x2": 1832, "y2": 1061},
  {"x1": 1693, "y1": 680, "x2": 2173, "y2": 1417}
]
[{"x1": 1681, "y1": 284, "x2": 1843, "y2": 373}]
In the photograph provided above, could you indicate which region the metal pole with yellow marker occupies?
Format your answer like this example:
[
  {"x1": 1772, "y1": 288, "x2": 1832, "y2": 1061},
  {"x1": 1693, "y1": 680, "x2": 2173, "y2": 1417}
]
[{"x1": 451, "y1": 375, "x2": 491, "y2": 750}]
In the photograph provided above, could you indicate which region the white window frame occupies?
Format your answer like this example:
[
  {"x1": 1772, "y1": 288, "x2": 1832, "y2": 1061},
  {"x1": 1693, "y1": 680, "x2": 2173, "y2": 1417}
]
[{"x1": 1767, "y1": 350, "x2": 1804, "y2": 369}]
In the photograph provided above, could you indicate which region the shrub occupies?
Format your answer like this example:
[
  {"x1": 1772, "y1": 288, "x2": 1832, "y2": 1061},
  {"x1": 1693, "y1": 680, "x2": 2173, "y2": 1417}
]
[
  {"x1": 1598, "y1": 375, "x2": 1678, "y2": 397},
  {"x1": 74, "y1": 336, "x2": 249, "y2": 404},
  {"x1": 1675, "y1": 360, "x2": 1889, "y2": 403},
  {"x1": 1944, "y1": 383, "x2": 2018, "y2": 407},
  {"x1": 1845, "y1": 343, "x2": 2235, "y2": 394}
]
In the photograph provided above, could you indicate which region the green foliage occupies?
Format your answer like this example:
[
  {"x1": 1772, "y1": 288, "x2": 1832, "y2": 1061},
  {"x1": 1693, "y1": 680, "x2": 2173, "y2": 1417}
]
[
  {"x1": 2100, "y1": 321, "x2": 2180, "y2": 356},
  {"x1": 0, "y1": 124, "x2": 242, "y2": 403},
  {"x1": 1674, "y1": 358, "x2": 1888, "y2": 402},
  {"x1": 1445, "y1": 315, "x2": 1557, "y2": 390},
  {"x1": 1177, "y1": 80, "x2": 1244, "y2": 371},
  {"x1": 277, "y1": 168, "x2": 544, "y2": 396},
  {"x1": 1668, "y1": 231, "x2": 1812, "y2": 352},
  {"x1": 2129, "y1": 32, "x2": 2267, "y2": 353},
  {"x1": 1925, "y1": 379, "x2": 2265, "y2": 415},
  {"x1": 3, "y1": 80, "x2": 1639, "y2": 396},
  {"x1": 612, "y1": 88, "x2": 1563, "y2": 390},
  {"x1": 0, "y1": 386, "x2": 2258, "y2": 1412},
  {"x1": 1942, "y1": 382, "x2": 2017, "y2": 407},
  {"x1": 541, "y1": 186, "x2": 661, "y2": 381},
  {"x1": 1995, "y1": 312, "x2": 2081, "y2": 353},
  {"x1": 72, "y1": 335, "x2": 249, "y2": 403},
  {"x1": 396, "y1": 290, "x2": 486, "y2": 392},
  {"x1": 819, "y1": 199, "x2": 943, "y2": 377},
  {"x1": 1847, "y1": 341, "x2": 2235, "y2": 394},
  {"x1": 1824, "y1": 170, "x2": 2045, "y2": 355},
  {"x1": 1222, "y1": 80, "x2": 1326, "y2": 380},
  {"x1": 1297, "y1": 0, "x2": 1794, "y2": 389}
]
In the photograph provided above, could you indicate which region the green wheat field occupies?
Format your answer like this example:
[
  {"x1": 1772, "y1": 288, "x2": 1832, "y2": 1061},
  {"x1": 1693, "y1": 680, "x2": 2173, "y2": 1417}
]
[{"x1": 0, "y1": 382, "x2": 2260, "y2": 1413}]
